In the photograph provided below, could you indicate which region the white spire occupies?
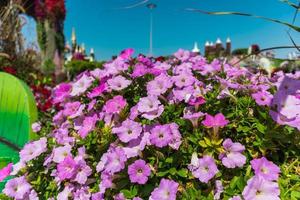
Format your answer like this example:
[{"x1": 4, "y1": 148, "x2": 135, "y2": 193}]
[
  {"x1": 205, "y1": 41, "x2": 210, "y2": 46},
  {"x1": 71, "y1": 27, "x2": 76, "y2": 43},
  {"x1": 216, "y1": 38, "x2": 222, "y2": 44},
  {"x1": 210, "y1": 42, "x2": 214, "y2": 46},
  {"x1": 90, "y1": 48, "x2": 94, "y2": 54},
  {"x1": 226, "y1": 37, "x2": 231, "y2": 43},
  {"x1": 192, "y1": 42, "x2": 200, "y2": 53}
]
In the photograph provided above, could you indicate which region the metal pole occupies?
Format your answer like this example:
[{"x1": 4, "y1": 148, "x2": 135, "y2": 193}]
[
  {"x1": 149, "y1": 11, "x2": 153, "y2": 56},
  {"x1": 147, "y1": 3, "x2": 156, "y2": 57}
]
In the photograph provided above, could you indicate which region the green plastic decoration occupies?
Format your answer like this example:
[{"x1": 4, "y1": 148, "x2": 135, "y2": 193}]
[{"x1": 0, "y1": 72, "x2": 38, "y2": 189}]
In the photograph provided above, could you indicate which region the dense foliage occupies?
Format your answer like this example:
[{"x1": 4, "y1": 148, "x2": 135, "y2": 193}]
[
  {"x1": 0, "y1": 49, "x2": 299, "y2": 200},
  {"x1": 65, "y1": 60, "x2": 105, "y2": 79}
]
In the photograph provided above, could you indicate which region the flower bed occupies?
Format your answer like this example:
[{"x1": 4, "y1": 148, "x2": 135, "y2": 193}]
[{"x1": 0, "y1": 49, "x2": 299, "y2": 200}]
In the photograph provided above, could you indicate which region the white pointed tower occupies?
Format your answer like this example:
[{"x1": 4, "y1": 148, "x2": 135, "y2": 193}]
[{"x1": 192, "y1": 42, "x2": 200, "y2": 54}]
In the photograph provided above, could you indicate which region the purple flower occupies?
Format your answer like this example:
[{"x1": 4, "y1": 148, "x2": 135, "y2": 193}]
[
  {"x1": 122, "y1": 132, "x2": 151, "y2": 158},
  {"x1": 52, "y1": 144, "x2": 72, "y2": 163},
  {"x1": 137, "y1": 96, "x2": 160, "y2": 113},
  {"x1": 57, "y1": 185, "x2": 73, "y2": 200},
  {"x1": 53, "y1": 83, "x2": 72, "y2": 104},
  {"x1": 137, "y1": 96, "x2": 164, "y2": 120},
  {"x1": 242, "y1": 176, "x2": 280, "y2": 200},
  {"x1": 120, "y1": 48, "x2": 134, "y2": 60},
  {"x1": 114, "y1": 193, "x2": 126, "y2": 200},
  {"x1": 168, "y1": 123, "x2": 182, "y2": 150},
  {"x1": 147, "y1": 73, "x2": 173, "y2": 96},
  {"x1": 97, "y1": 147, "x2": 127, "y2": 174},
  {"x1": 87, "y1": 82, "x2": 107, "y2": 98},
  {"x1": 57, "y1": 155, "x2": 78, "y2": 181},
  {"x1": 63, "y1": 101, "x2": 85, "y2": 118},
  {"x1": 31, "y1": 122, "x2": 41, "y2": 132},
  {"x1": 214, "y1": 180, "x2": 223, "y2": 200},
  {"x1": 252, "y1": 91, "x2": 273, "y2": 106},
  {"x1": 173, "y1": 62, "x2": 193, "y2": 75},
  {"x1": 129, "y1": 105, "x2": 139, "y2": 120},
  {"x1": 78, "y1": 114, "x2": 98, "y2": 138},
  {"x1": 131, "y1": 63, "x2": 148, "y2": 78},
  {"x1": 174, "y1": 48, "x2": 190, "y2": 61},
  {"x1": 202, "y1": 113, "x2": 229, "y2": 128},
  {"x1": 183, "y1": 107, "x2": 205, "y2": 128},
  {"x1": 142, "y1": 105, "x2": 164, "y2": 120},
  {"x1": 219, "y1": 138, "x2": 246, "y2": 168},
  {"x1": 103, "y1": 95, "x2": 127, "y2": 114},
  {"x1": 150, "y1": 178, "x2": 179, "y2": 200},
  {"x1": 75, "y1": 159, "x2": 92, "y2": 184},
  {"x1": 70, "y1": 74, "x2": 94, "y2": 96},
  {"x1": 112, "y1": 119, "x2": 143, "y2": 143},
  {"x1": 3, "y1": 176, "x2": 31, "y2": 199},
  {"x1": 172, "y1": 72, "x2": 195, "y2": 88},
  {"x1": 200, "y1": 59, "x2": 221, "y2": 75},
  {"x1": 73, "y1": 187, "x2": 91, "y2": 200},
  {"x1": 154, "y1": 61, "x2": 171, "y2": 71},
  {"x1": 250, "y1": 157, "x2": 280, "y2": 181},
  {"x1": 107, "y1": 75, "x2": 132, "y2": 91},
  {"x1": 172, "y1": 86, "x2": 194, "y2": 102},
  {"x1": 128, "y1": 159, "x2": 151, "y2": 184},
  {"x1": 20, "y1": 137, "x2": 47, "y2": 162},
  {"x1": 150, "y1": 124, "x2": 172, "y2": 148},
  {"x1": 188, "y1": 154, "x2": 219, "y2": 183},
  {"x1": 0, "y1": 163, "x2": 12, "y2": 182}
]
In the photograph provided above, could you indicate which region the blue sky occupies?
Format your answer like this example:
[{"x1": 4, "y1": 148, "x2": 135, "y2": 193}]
[{"x1": 23, "y1": 0, "x2": 300, "y2": 60}]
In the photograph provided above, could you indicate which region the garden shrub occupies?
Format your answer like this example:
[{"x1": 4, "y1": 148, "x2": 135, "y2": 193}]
[
  {"x1": 65, "y1": 60, "x2": 105, "y2": 80},
  {"x1": 0, "y1": 48, "x2": 299, "y2": 200}
]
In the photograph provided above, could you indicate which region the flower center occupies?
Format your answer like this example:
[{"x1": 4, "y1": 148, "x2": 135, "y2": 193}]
[{"x1": 261, "y1": 167, "x2": 268, "y2": 174}]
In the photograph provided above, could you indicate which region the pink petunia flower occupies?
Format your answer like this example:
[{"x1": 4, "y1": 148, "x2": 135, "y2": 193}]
[
  {"x1": 128, "y1": 159, "x2": 151, "y2": 184},
  {"x1": 3, "y1": 176, "x2": 31, "y2": 199},
  {"x1": 250, "y1": 157, "x2": 280, "y2": 181},
  {"x1": 107, "y1": 75, "x2": 132, "y2": 91},
  {"x1": 202, "y1": 113, "x2": 229, "y2": 128},
  {"x1": 149, "y1": 124, "x2": 172, "y2": 148},
  {"x1": 0, "y1": 163, "x2": 13, "y2": 182},
  {"x1": 188, "y1": 154, "x2": 219, "y2": 183},
  {"x1": 150, "y1": 178, "x2": 179, "y2": 200},
  {"x1": 252, "y1": 91, "x2": 273, "y2": 106},
  {"x1": 242, "y1": 176, "x2": 280, "y2": 200},
  {"x1": 63, "y1": 101, "x2": 85, "y2": 119},
  {"x1": 103, "y1": 95, "x2": 127, "y2": 114},
  {"x1": 112, "y1": 119, "x2": 143, "y2": 143},
  {"x1": 70, "y1": 74, "x2": 94, "y2": 96},
  {"x1": 57, "y1": 155, "x2": 78, "y2": 181},
  {"x1": 219, "y1": 138, "x2": 246, "y2": 168}
]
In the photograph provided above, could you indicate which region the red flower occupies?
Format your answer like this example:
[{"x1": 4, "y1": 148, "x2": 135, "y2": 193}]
[
  {"x1": 45, "y1": 0, "x2": 66, "y2": 20},
  {"x1": 2, "y1": 66, "x2": 16, "y2": 75}
]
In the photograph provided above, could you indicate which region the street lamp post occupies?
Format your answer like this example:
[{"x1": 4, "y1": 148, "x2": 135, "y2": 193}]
[{"x1": 147, "y1": 3, "x2": 157, "y2": 57}]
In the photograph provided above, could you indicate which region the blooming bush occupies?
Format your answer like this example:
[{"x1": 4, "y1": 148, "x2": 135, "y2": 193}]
[{"x1": 1, "y1": 48, "x2": 300, "y2": 200}]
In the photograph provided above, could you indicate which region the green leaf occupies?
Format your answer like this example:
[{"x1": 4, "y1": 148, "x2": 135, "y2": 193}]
[
  {"x1": 157, "y1": 171, "x2": 169, "y2": 177},
  {"x1": 177, "y1": 168, "x2": 188, "y2": 177},
  {"x1": 291, "y1": 191, "x2": 300, "y2": 200},
  {"x1": 256, "y1": 123, "x2": 266, "y2": 133},
  {"x1": 165, "y1": 157, "x2": 173, "y2": 163},
  {"x1": 169, "y1": 167, "x2": 177, "y2": 175},
  {"x1": 0, "y1": 72, "x2": 38, "y2": 189},
  {"x1": 199, "y1": 140, "x2": 208, "y2": 148}
]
